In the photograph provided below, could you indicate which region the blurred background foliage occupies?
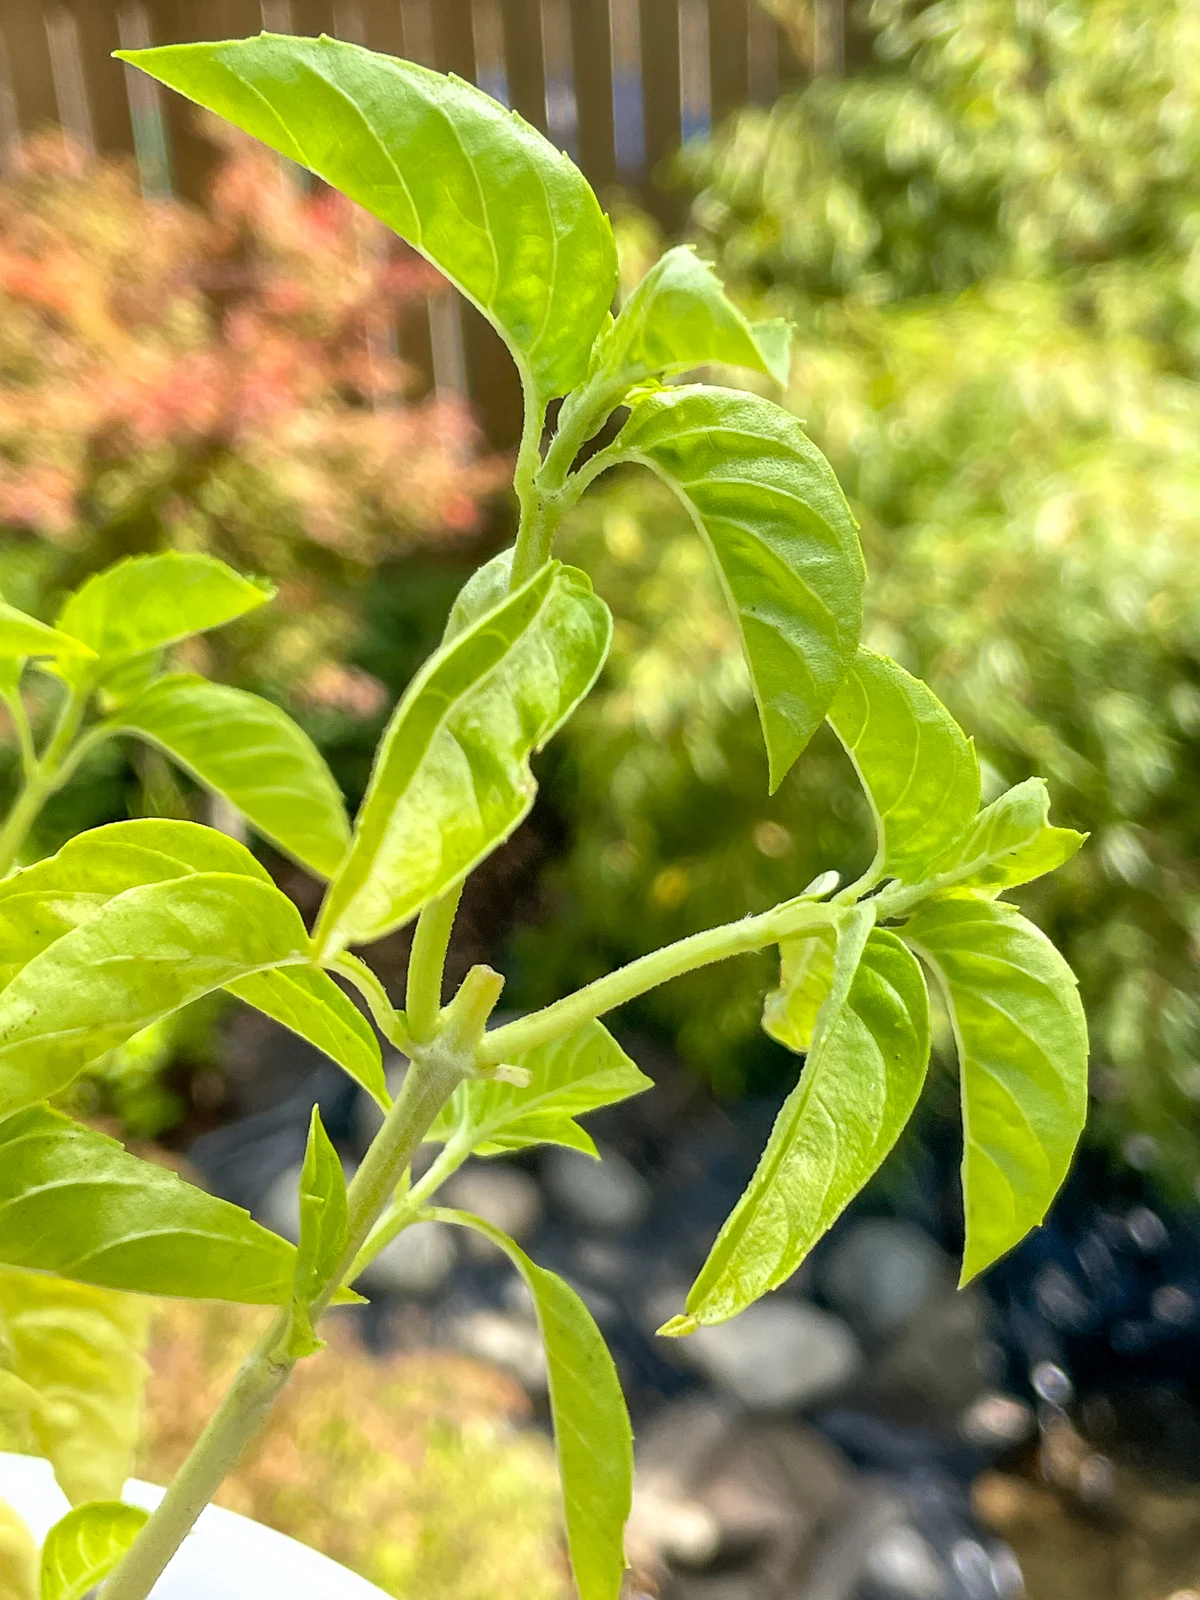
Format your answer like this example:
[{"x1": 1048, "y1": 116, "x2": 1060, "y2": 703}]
[
  {"x1": 140, "y1": 1300, "x2": 569, "y2": 1600},
  {"x1": 0, "y1": 126, "x2": 502, "y2": 844},
  {"x1": 515, "y1": 0, "x2": 1200, "y2": 1197}
]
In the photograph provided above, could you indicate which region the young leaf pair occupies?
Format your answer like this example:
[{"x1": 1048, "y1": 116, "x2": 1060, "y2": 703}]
[{"x1": 0, "y1": 550, "x2": 346, "y2": 880}]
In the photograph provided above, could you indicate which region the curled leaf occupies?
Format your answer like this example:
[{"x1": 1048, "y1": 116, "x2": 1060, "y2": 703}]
[
  {"x1": 0, "y1": 873, "x2": 311, "y2": 1115},
  {"x1": 110, "y1": 675, "x2": 350, "y2": 878},
  {"x1": 39, "y1": 1502, "x2": 148, "y2": 1600},
  {"x1": 0, "y1": 1105, "x2": 303, "y2": 1305},
  {"x1": 316, "y1": 562, "x2": 610, "y2": 954},
  {"x1": 288, "y1": 1107, "x2": 354, "y2": 1357},
  {"x1": 432, "y1": 1209, "x2": 631, "y2": 1600},
  {"x1": 0, "y1": 1267, "x2": 151, "y2": 1506},
  {"x1": 674, "y1": 919, "x2": 930, "y2": 1328},
  {"x1": 429, "y1": 1020, "x2": 651, "y2": 1157},
  {"x1": 609, "y1": 385, "x2": 863, "y2": 790},
  {"x1": 54, "y1": 553, "x2": 269, "y2": 683},
  {"x1": 828, "y1": 648, "x2": 979, "y2": 882}
]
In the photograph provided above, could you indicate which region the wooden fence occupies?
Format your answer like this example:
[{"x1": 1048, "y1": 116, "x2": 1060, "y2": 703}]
[{"x1": 0, "y1": 0, "x2": 805, "y2": 443}]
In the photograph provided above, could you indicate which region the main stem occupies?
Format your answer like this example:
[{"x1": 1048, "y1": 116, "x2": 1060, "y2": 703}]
[
  {"x1": 101, "y1": 1041, "x2": 470, "y2": 1600},
  {"x1": 0, "y1": 773, "x2": 49, "y2": 878}
]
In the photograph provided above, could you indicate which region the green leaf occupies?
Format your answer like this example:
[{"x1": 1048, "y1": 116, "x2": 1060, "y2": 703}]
[
  {"x1": 432, "y1": 1209, "x2": 631, "y2": 1600},
  {"x1": 110, "y1": 675, "x2": 350, "y2": 878},
  {"x1": 441, "y1": 549, "x2": 517, "y2": 641},
  {"x1": 901, "y1": 898, "x2": 1088, "y2": 1283},
  {"x1": 0, "y1": 603, "x2": 95, "y2": 666},
  {"x1": 610, "y1": 386, "x2": 863, "y2": 790},
  {"x1": 118, "y1": 35, "x2": 617, "y2": 406},
  {"x1": 670, "y1": 918, "x2": 930, "y2": 1328},
  {"x1": 761, "y1": 925, "x2": 837, "y2": 1053},
  {"x1": 0, "y1": 819, "x2": 272, "y2": 991},
  {"x1": 584, "y1": 245, "x2": 792, "y2": 393},
  {"x1": 316, "y1": 561, "x2": 611, "y2": 954},
  {"x1": 429, "y1": 1019, "x2": 652, "y2": 1157},
  {"x1": 39, "y1": 1502, "x2": 148, "y2": 1600},
  {"x1": 228, "y1": 967, "x2": 388, "y2": 1108},
  {"x1": 0, "y1": 1498, "x2": 37, "y2": 1600},
  {"x1": 0, "y1": 822, "x2": 384, "y2": 1099},
  {"x1": 54, "y1": 553, "x2": 270, "y2": 682},
  {"x1": 288, "y1": 1107, "x2": 353, "y2": 1357},
  {"x1": 0, "y1": 1104, "x2": 303, "y2": 1304},
  {"x1": 828, "y1": 647, "x2": 980, "y2": 882},
  {"x1": 0, "y1": 1267, "x2": 151, "y2": 1505},
  {"x1": 926, "y1": 777, "x2": 1085, "y2": 897},
  {"x1": 0, "y1": 873, "x2": 310, "y2": 1115},
  {"x1": 0, "y1": 819, "x2": 273, "y2": 906}
]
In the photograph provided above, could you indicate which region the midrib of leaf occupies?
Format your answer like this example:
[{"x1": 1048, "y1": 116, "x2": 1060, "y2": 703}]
[
  {"x1": 526, "y1": 155, "x2": 560, "y2": 362},
  {"x1": 204, "y1": 57, "x2": 309, "y2": 165},
  {"x1": 241, "y1": 50, "x2": 581, "y2": 396},
  {"x1": 623, "y1": 449, "x2": 845, "y2": 620},
  {"x1": 623, "y1": 453, "x2": 830, "y2": 691}
]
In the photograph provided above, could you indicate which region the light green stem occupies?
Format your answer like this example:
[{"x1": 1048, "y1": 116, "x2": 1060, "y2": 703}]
[
  {"x1": 0, "y1": 773, "x2": 50, "y2": 879},
  {"x1": 0, "y1": 683, "x2": 92, "y2": 877},
  {"x1": 101, "y1": 1042, "x2": 472, "y2": 1600},
  {"x1": 346, "y1": 1132, "x2": 471, "y2": 1282},
  {"x1": 405, "y1": 880, "x2": 464, "y2": 1044},
  {"x1": 1, "y1": 686, "x2": 36, "y2": 782},
  {"x1": 477, "y1": 895, "x2": 836, "y2": 1065},
  {"x1": 508, "y1": 386, "x2": 552, "y2": 590},
  {"x1": 330, "y1": 951, "x2": 414, "y2": 1056}
]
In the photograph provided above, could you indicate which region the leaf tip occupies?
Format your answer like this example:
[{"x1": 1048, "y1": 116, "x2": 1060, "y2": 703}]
[
  {"x1": 332, "y1": 1284, "x2": 369, "y2": 1306},
  {"x1": 656, "y1": 1313, "x2": 699, "y2": 1338}
]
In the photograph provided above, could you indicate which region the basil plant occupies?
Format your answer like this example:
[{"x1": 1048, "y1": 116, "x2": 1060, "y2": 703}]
[{"x1": 0, "y1": 34, "x2": 1087, "y2": 1600}]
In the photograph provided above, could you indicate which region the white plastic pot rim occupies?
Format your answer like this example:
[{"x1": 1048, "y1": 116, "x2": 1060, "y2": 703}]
[{"x1": 0, "y1": 1451, "x2": 389, "y2": 1598}]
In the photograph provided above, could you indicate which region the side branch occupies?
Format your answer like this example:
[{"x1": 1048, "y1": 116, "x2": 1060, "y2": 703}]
[{"x1": 477, "y1": 895, "x2": 838, "y2": 1065}]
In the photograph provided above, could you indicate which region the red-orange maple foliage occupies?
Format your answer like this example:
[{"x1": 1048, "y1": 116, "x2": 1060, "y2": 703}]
[{"x1": 0, "y1": 129, "x2": 504, "y2": 715}]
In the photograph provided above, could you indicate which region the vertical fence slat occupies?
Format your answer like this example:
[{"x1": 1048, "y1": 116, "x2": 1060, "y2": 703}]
[
  {"x1": 541, "y1": 0, "x2": 577, "y2": 156},
  {"x1": 208, "y1": 0, "x2": 270, "y2": 42},
  {"x1": 570, "y1": 0, "x2": 615, "y2": 192},
  {"x1": 361, "y1": 0, "x2": 406, "y2": 59},
  {"x1": 432, "y1": 0, "x2": 475, "y2": 78},
  {"x1": 430, "y1": 0, "x2": 517, "y2": 440},
  {"x1": 639, "y1": 0, "x2": 683, "y2": 227},
  {"x1": 3, "y1": 6, "x2": 62, "y2": 141},
  {"x1": 0, "y1": 29, "x2": 22, "y2": 161},
  {"x1": 707, "y1": 0, "x2": 747, "y2": 125},
  {"x1": 1, "y1": 0, "x2": 781, "y2": 446},
  {"x1": 678, "y1": 0, "x2": 709, "y2": 143},
  {"x1": 399, "y1": 0, "x2": 434, "y2": 65},
  {"x1": 499, "y1": 0, "x2": 546, "y2": 132},
  {"x1": 287, "y1": 0, "x2": 337, "y2": 38},
  {"x1": 70, "y1": 0, "x2": 135, "y2": 154},
  {"x1": 746, "y1": 0, "x2": 779, "y2": 103}
]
